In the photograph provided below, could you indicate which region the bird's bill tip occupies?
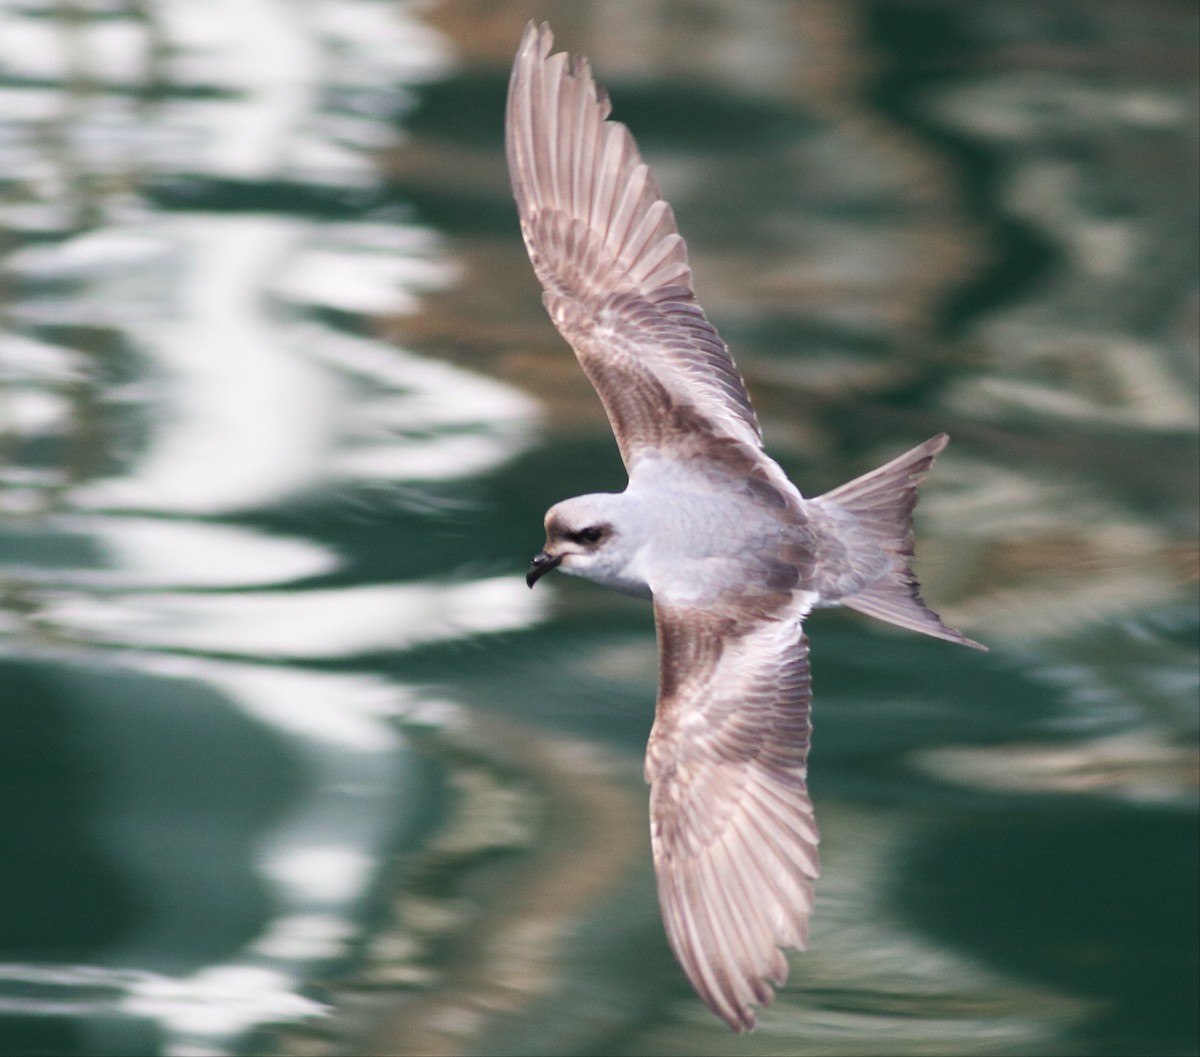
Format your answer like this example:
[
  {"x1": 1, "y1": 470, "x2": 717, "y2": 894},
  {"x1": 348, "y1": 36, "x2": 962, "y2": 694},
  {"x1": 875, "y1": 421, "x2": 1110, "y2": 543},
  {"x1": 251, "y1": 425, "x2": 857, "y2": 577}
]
[{"x1": 526, "y1": 551, "x2": 563, "y2": 587}]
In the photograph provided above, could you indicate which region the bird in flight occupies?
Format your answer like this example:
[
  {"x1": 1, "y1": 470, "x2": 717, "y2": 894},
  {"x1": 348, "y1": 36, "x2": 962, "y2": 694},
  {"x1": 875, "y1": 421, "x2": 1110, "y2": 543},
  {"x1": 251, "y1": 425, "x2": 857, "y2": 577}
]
[{"x1": 508, "y1": 21, "x2": 984, "y2": 1032}]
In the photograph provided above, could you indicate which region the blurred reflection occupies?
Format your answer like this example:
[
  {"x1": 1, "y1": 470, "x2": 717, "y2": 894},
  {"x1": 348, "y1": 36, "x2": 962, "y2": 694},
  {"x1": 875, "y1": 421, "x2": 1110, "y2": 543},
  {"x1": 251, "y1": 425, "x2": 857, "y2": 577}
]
[
  {"x1": 40, "y1": 577, "x2": 541, "y2": 657},
  {"x1": 0, "y1": 2, "x2": 540, "y2": 1055},
  {"x1": 1, "y1": 516, "x2": 335, "y2": 587}
]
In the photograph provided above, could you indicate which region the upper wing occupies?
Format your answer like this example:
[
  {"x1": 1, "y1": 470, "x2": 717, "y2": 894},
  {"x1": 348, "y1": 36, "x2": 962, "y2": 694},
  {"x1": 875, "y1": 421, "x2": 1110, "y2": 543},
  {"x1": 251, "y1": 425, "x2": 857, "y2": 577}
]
[
  {"x1": 506, "y1": 22, "x2": 764, "y2": 468},
  {"x1": 645, "y1": 597, "x2": 819, "y2": 1032}
]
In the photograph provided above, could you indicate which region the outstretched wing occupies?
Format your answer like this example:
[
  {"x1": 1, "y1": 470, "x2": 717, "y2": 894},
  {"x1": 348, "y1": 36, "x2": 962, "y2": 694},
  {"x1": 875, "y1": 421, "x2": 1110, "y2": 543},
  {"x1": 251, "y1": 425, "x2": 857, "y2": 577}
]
[
  {"x1": 506, "y1": 21, "x2": 764, "y2": 469},
  {"x1": 646, "y1": 598, "x2": 820, "y2": 1031}
]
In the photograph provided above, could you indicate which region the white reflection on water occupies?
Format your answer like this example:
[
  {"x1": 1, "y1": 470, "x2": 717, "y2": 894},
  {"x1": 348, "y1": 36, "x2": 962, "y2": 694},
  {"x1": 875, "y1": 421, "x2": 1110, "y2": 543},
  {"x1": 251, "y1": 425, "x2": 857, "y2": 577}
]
[
  {"x1": 275, "y1": 222, "x2": 459, "y2": 315},
  {"x1": 3, "y1": 515, "x2": 336, "y2": 588},
  {"x1": 120, "y1": 965, "x2": 325, "y2": 1051},
  {"x1": 0, "y1": 644, "x2": 462, "y2": 1053},
  {"x1": 0, "y1": 2, "x2": 540, "y2": 1054},
  {"x1": 11, "y1": 211, "x2": 536, "y2": 514},
  {"x1": 261, "y1": 846, "x2": 374, "y2": 903},
  {"x1": 126, "y1": 653, "x2": 447, "y2": 752},
  {"x1": 3, "y1": 0, "x2": 536, "y2": 514},
  {"x1": 41, "y1": 576, "x2": 543, "y2": 658},
  {"x1": 0, "y1": 962, "x2": 325, "y2": 1034},
  {"x1": 295, "y1": 325, "x2": 540, "y2": 482},
  {"x1": 0, "y1": 0, "x2": 450, "y2": 184}
]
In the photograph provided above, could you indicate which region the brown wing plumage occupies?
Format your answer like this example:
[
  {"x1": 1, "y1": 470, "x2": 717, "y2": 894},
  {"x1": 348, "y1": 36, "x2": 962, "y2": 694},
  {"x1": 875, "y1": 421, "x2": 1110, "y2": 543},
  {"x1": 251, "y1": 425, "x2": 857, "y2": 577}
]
[
  {"x1": 506, "y1": 22, "x2": 764, "y2": 467},
  {"x1": 646, "y1": 598, "x2": 819, "y2": 1032}
]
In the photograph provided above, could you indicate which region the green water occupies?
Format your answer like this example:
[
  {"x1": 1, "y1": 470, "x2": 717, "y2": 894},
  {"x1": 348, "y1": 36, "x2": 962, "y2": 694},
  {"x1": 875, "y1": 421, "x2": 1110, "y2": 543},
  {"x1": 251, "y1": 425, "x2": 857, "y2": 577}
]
[{"x1": 1, "y1": 3, "x2": 1196, "y2": 1056}]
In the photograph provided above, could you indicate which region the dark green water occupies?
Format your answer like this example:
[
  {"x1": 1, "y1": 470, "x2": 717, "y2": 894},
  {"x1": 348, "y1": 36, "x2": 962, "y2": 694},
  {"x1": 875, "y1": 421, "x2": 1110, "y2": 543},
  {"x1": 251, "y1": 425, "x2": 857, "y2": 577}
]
[{"x1": 1, "y1": 3, "x2": 1196, "y2": 1056}]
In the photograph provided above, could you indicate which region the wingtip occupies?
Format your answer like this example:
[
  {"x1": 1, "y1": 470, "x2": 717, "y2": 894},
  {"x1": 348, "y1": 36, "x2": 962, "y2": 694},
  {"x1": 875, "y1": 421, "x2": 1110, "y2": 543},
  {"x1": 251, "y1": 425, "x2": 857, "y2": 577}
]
[
  {"x1": 519, "y1": 19, "x2": 550, "y2": 44},
  {"x1": 514, "y1": 20, "x2": 600, "y2": 97},
  {"x1": 515, "y1": 20, "x2": 554, "y2": 67},
  {"x1": 707, "y1": 992, "x2": 761, "y2": 1034},
  {"x1": 933, "y1": 613, "x2": 988, "y2": 652},
  {"x1": 729, "y1": 1010, "x2": 758, "y2": 1034}
]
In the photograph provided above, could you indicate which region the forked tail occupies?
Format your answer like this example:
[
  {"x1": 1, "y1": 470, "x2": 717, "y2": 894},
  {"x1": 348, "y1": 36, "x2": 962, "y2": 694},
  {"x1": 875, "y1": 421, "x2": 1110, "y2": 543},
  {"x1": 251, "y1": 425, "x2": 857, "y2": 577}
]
[{"x1": 815, "y1": 434, "x2": 986, "y2": 650}]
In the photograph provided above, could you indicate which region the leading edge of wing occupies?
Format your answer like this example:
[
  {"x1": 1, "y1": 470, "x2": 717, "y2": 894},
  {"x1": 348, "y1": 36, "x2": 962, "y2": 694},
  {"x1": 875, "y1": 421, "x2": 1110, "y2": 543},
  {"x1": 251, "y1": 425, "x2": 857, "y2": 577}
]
[{"x1": 506, "y1": 22, "x2": 764, "y2": 466}]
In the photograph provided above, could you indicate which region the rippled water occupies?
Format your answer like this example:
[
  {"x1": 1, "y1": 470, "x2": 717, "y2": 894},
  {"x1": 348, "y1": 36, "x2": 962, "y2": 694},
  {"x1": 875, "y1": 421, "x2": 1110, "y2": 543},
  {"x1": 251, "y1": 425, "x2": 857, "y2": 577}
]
[{"x1": 1, "y1": 3, "x2": 1197, "y2": 1056}]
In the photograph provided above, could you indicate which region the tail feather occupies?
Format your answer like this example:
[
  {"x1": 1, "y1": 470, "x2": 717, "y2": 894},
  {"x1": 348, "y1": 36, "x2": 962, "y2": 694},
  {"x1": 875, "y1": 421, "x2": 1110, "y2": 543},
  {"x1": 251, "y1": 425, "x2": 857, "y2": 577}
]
[{"x1": 816, "y1": 434, "x2": 986, "y2": 651}]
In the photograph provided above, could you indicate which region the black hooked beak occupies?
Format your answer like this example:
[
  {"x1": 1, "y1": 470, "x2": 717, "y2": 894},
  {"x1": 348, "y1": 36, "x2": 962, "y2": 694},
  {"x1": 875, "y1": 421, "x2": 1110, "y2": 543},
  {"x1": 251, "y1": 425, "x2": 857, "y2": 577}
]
[{"x1": 526, "y1": 551, "x2": 562, "y2": 587}]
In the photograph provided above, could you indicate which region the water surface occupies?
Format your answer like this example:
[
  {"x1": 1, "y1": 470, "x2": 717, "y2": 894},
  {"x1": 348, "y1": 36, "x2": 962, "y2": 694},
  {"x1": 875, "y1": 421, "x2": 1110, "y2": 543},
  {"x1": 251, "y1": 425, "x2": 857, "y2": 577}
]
[{"x1": 1, "y1": 3, "x2": 1196, "y2": 1056}]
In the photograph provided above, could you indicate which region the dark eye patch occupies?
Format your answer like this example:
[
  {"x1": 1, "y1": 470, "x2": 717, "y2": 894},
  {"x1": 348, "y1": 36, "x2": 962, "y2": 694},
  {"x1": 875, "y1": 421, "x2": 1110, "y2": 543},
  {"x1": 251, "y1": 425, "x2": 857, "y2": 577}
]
[{"x1": 570, "y1": 526, "x2": 604, "y2": 544}]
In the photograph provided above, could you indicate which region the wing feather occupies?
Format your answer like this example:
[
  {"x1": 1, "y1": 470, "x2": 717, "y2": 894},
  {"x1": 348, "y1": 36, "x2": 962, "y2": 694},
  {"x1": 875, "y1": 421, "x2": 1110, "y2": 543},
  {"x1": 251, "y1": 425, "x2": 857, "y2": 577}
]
[
  {"x1": 507, "y1": 22, "x2": 764, "y2": 467},
  {"x1": 646, "y1": 599, "x2": 820, "y2": 1031}
]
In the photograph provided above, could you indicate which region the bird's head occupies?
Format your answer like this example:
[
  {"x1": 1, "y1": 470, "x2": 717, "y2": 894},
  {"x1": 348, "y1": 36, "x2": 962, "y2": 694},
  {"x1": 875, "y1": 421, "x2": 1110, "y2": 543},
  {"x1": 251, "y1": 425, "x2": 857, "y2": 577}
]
[{"x1": 526, "y1": 493, "x2": 649, "y2": 596}]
